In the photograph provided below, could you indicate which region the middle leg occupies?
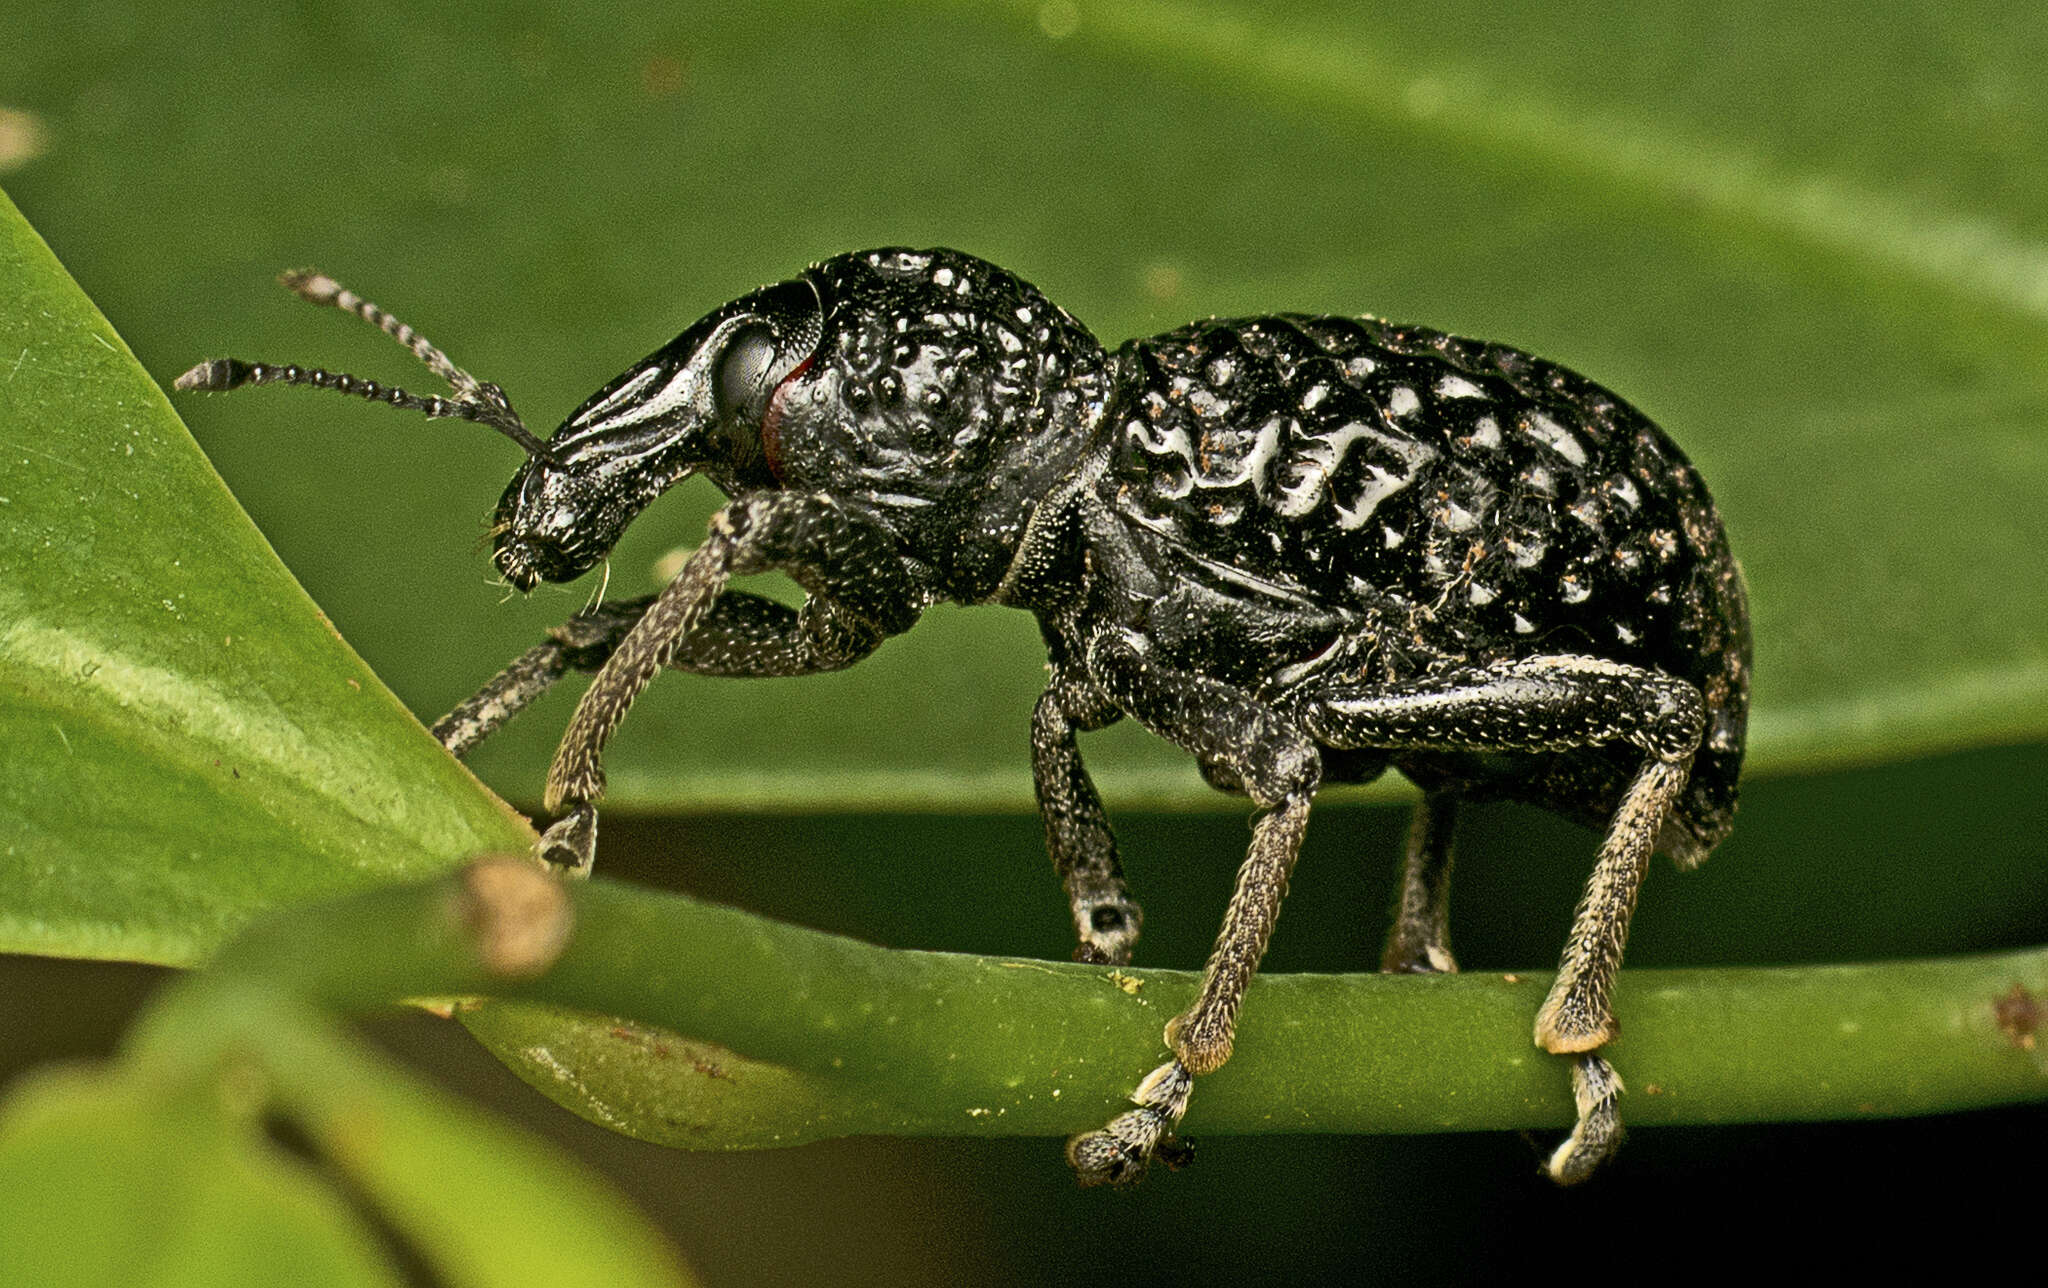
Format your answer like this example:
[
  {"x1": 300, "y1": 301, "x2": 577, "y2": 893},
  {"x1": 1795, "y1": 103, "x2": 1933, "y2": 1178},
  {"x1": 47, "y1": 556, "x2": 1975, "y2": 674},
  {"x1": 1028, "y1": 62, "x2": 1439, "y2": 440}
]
[{"x1": 1031, "y1": 668, "x2": 1142, "y2": 965}]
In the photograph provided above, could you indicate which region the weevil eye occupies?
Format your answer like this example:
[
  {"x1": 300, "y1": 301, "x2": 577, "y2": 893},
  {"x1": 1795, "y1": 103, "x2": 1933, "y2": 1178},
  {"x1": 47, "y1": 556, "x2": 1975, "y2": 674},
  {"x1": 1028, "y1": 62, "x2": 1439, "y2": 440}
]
[
  {"x1": 715, "y1": 323, "x2": 784, "y2": 424},
  {"x1": 712, "y1": 278, "x2": 822, "y2": 429}
]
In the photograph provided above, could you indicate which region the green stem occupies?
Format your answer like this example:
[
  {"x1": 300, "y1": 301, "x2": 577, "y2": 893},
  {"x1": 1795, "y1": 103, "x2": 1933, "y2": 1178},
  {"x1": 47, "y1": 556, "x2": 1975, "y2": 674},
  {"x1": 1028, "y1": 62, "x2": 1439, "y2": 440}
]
[{"x1": 138, "y1": 863, "x2": 2048, "y2": 1146}]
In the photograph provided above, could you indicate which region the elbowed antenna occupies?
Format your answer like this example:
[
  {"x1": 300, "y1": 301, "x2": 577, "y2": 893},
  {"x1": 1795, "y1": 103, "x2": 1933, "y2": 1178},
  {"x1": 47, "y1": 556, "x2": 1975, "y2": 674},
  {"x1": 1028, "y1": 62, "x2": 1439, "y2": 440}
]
[{"x1": 173, "y1": 270, "x2": 558, "y2": 465}]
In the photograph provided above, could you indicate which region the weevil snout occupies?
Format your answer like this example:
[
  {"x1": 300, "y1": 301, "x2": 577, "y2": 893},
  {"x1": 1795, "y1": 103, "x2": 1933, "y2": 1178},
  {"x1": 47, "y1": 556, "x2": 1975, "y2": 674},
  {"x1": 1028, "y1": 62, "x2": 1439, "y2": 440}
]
[
  {"x1": 491, "y1": 277, "x2": 826, "y2": 590},
  {"x1": 490, "y1": 457, "x2": 644, "y2": 590},
  {"x1": 492, "y1": 521, "x2": 575, "y2": 593}
]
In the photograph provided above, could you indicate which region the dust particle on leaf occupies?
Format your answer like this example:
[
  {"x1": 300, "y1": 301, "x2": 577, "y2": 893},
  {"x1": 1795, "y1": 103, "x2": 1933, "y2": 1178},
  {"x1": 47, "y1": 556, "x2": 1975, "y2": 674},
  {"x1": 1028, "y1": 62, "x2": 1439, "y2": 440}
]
[{"x1": 1994, "y1": 983, "x2": 2041, "y2": 1051}]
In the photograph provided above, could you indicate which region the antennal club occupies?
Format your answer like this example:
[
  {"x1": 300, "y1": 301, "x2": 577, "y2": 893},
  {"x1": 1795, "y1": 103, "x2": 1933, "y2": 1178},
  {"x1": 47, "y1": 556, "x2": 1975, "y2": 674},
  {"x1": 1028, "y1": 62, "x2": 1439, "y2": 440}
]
[{"x1": 174, "y1": 270, "x2": 558, "y2": 464}]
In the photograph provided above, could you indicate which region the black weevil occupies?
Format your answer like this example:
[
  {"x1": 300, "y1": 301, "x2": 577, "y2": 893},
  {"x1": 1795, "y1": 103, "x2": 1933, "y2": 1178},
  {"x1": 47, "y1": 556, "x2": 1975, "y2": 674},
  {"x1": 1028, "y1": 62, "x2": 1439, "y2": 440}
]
[{"x1": 178, "y1": 247, "x2": 1751, "y2": 1184}]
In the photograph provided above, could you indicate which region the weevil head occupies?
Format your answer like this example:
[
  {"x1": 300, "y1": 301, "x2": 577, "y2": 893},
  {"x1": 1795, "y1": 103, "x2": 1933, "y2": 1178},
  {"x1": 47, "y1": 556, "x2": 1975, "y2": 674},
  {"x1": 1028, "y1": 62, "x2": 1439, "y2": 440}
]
[{"x1": 491, "y1": 277, "x2": 823, "y2": 589}]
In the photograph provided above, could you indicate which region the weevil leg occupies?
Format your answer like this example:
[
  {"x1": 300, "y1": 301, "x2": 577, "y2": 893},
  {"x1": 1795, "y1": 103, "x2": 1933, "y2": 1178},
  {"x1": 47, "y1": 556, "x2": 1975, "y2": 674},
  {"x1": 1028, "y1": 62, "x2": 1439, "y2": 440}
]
[
  {"x1": 1166, "y1": 790, "x2": 1315, "y2": 1073},
  {"x1": 1065, "y1": 632, "x2": 1321, "y2": 1184},
  {"x1": 1302, "y1": 653, "x2": 1704, "y2": 1181},
  {"x1": 433, "y1": 638, "x2": 575, "y2": 759},
  {"x1": 538, "y1": 493, "x2": 925, "y2": 872},
  {"x1": 1032, "y1": 669, "x2": 1141, "y2": 964},
  {"x1": 1383, "y1": 791, "x2": 1460, "y2": 975},
  {"x1": 1547, "y1": 1053, "x2": 1626, "y2": 1184},
  {"x1": 434, "y1": 586, "x2": 895, "y2": 761},
  {"x1": 432, "y1": 596, "x2": 655, "y2": 758},
  {"x1": 1532, "y1": 753, "x2": 1694, "y2": 1054},
  {"x1": 1070, "y1": 791, "x2": 1315, "y2": 1184}
]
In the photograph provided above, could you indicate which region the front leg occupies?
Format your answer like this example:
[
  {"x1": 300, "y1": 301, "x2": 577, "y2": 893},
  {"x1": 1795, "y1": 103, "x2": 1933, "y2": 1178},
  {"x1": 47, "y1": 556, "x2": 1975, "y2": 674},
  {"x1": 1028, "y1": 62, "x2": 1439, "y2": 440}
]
[
  {"x1": 433, "y1": 590, "x2": 887, "y2": 759},
  {"x1": 537, "y1": 492, "x2": 926, "y2": 873}
]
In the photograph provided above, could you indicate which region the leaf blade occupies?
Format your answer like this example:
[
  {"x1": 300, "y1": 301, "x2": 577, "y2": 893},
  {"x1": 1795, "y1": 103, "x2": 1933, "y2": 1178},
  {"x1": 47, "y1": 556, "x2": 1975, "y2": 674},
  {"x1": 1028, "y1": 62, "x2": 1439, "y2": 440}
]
[{"x1": 0, "y1": 187, "x2": 534, "y2": 965}]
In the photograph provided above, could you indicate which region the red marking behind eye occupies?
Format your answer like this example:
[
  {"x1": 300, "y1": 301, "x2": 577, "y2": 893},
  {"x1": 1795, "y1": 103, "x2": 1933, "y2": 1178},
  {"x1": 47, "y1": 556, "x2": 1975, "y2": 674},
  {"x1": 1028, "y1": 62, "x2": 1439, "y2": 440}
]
[{"x1": 759, "y1": 354, "x2": 814, "y2": 485}]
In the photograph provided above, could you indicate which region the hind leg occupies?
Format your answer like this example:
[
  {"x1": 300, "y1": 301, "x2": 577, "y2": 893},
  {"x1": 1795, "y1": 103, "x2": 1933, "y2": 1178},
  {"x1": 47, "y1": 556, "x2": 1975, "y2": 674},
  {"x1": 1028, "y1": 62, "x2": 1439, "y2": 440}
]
[
  {"x1": 1304, "y1": 653, "x2": 1704, "y2": 1181},
  {"x1": 1384, "y1": 792, "x2": 1460, "y2": 975}
]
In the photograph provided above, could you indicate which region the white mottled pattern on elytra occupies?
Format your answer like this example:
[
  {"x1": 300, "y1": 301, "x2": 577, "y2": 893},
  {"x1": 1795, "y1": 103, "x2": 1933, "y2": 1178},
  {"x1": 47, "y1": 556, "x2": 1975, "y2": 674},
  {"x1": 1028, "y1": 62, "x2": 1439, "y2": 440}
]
[
  {"x1": 1334, "y1": 450, "x2": 1433, "y2": 530},
  {"x1": 1126, "y1": 418, "x2": 1196, "y2": 500},
  {"x1": 1440, "y1": 500, "x2": 1479, "y2": 532},
  {"x1": 1184, "y1": 414, "x2": 1291, "y2": 495},
  {"x1": 1437, "y1": 374, "x2": 1485, "y2": 399},
  {"x1": 1127, "y1": 416, "x2": 1195, "y2": 466},
  {"x1": 1232, "y1": 415, "x2": 1288, "y2": 492},
  {"x1": 1507, "y1": 537, "x2": 1547, "y2": 568},
  {"x1": 1523, "y1": 412, "x2": 1589, "y2": 465},
  {"x1": 1269, "y1": 419, "x2": 1437, "y2": 524}
]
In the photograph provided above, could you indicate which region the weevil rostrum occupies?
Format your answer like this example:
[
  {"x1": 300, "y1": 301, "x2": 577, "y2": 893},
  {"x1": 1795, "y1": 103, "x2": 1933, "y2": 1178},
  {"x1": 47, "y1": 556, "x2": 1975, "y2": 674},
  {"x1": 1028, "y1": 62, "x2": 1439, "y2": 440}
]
[{"x1": 178, "y1": 247, "x2": 1751, "y2": 1185}]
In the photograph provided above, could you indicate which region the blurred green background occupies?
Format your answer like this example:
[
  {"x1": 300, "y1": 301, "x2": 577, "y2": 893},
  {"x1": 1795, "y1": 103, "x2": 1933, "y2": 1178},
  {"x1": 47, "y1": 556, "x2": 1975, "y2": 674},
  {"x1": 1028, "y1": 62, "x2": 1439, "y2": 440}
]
[{"x1": 3, "y1": 0, "x2": 2045, "y2": 1280}]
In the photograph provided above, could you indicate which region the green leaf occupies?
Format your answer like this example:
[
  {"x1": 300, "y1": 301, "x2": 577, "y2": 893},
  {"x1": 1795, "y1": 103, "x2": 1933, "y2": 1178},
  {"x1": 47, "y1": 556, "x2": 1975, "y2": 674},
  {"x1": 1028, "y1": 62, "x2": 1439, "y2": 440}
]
[
  {"x1": 0, "y1": 989, "x2": 697, "y2": 1288},
  {"x1": 2, "y1": 1, "x2": 2041, "y2": 814},
  {"x1": 0, "y1": 1067, "x2": 402, "y2": 1288},
  {"x1": 0, "y1": 188, "x2": 533, "y2": 966},
  {"x1": 254, "y1": 1006, "x2": 698, "y2": 1288}
]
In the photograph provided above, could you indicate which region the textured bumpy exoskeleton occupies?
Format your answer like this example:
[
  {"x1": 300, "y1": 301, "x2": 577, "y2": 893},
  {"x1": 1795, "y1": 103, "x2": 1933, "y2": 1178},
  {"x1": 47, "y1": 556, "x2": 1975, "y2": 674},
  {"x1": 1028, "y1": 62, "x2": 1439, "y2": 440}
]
[{"x1": 179, "y1": 248, "x2": 1751, "y2": 1185}]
